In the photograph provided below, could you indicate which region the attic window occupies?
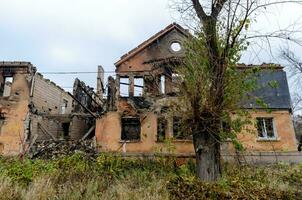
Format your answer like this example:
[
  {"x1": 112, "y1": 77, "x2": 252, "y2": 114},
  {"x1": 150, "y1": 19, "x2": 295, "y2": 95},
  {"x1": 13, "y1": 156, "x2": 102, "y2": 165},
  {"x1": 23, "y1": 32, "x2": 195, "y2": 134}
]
[{"x1": 170, "y1": 42, "x2": 182, "y2": 52}]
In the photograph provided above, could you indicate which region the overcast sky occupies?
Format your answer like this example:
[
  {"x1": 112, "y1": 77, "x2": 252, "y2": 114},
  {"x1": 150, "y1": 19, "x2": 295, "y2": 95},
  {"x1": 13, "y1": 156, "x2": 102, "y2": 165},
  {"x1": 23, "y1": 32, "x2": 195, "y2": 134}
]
[{"x1": 0, "y1": 0, "x2": 302, "y2": 92}]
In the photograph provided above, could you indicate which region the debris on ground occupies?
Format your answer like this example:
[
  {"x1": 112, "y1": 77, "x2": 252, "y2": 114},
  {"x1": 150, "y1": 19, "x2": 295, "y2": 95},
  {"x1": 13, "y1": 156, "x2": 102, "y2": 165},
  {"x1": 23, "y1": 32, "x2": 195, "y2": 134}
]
[{"x1": 29, "y1": 140, "x2": 97, "y2": 159}]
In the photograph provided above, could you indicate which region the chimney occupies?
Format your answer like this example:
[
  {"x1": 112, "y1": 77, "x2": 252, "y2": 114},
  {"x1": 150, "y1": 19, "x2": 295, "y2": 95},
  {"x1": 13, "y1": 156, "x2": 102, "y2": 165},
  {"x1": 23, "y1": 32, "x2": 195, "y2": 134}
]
[{"x1": 97, "y1": 65, "x2": 104, "y2": 98}]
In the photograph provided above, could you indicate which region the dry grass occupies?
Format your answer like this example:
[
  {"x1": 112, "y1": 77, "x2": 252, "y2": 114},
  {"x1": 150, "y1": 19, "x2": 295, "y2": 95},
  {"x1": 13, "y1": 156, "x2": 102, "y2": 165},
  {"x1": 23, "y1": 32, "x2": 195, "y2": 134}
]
[{"x1": 0, "y1": 154, "x2": 301, "y2": 200}]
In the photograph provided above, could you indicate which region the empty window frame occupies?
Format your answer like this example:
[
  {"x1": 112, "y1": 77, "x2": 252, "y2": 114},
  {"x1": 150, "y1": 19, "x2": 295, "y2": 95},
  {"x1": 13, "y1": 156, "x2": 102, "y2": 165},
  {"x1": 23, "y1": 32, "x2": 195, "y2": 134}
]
[
  {"x1": 1, "y1": 76, "x2": 13, "y2": 97},
  {"x1": 172, "y1": 73, "x2": 182, "y2": 84},
  {"x1": 134, "y1": 77, "x2": 144, "y2": 97},
  {"x1": 62, "y1": 123, "x2": 70, "y2": 137},
  {"x1": 0, "y1": 113, "x2": 5, "y2": 134},
  {"x1": 120, "y1": 77, "x2": 130, "y2": 97},
  {"x1": 0, "y1": 142, "x2": 4, "y2": 154},
  {"x1": 157, "y1": 117, "x2": 167, "y2": 142},
  {"x1": 159, "y1": 75, "x2": 165, "y2": 94},
  {"x1": 60, "y1": 99, "x2": 68, "y2": 114},
  {"x1": 256, "y1": 118, "x2": 276, "y2": 139},
  {"x1": 121, "y1": 117, "x2": 141, "y2": 141},
  {"x1": 173, "y1": 117, "x2": 185, "y2": 139}
]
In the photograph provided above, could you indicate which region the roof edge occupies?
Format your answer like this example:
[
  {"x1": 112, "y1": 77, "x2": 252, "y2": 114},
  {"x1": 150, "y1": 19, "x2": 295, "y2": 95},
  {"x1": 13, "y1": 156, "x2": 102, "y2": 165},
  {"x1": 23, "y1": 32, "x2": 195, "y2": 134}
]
[{"x1": 115, "y1": 23, "x2": 190, "y2": 67}]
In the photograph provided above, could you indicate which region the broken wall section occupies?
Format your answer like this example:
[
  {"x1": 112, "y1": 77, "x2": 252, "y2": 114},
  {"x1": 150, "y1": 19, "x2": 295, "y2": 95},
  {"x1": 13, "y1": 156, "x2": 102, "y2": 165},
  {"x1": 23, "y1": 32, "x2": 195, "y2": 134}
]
[
  {"x1": 0, "y1": 62, "x2": 36, "y2": 155},
  {"x1": 31, "y1": 73, "x2": 73, "y2": 115}
]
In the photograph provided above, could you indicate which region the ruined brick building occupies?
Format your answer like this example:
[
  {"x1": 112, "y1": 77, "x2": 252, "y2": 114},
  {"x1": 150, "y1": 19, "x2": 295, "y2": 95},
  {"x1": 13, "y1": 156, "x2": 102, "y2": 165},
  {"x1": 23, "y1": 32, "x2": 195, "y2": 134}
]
[
  {"x1": 0, "y1": 23, "x2": 299, "y2": 160},
  {"x1": 95, "y1": 23, "x2": 297, "y2": 156},
  {"x1": 0, "y1": 62, "x2": 102, "y2": 155}
]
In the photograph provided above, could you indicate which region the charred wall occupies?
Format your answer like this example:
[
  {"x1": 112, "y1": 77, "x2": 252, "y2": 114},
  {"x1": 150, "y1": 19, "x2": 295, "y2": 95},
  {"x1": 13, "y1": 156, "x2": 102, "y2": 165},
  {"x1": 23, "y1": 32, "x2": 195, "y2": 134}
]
[{"x1": 0, "y1": 62, "x2": 36, "y2": 155}]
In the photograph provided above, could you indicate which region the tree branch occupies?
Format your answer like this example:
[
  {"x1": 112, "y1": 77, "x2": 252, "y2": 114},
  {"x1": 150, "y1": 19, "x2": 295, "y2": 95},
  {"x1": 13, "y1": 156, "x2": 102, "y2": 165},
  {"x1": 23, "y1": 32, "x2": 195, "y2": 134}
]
[
  {"x1": 191, "y1": 0, "x2": 208, "y2": 21},
  {"x1": 212, "y1": 0, "x2": 228, "y2": 18}
]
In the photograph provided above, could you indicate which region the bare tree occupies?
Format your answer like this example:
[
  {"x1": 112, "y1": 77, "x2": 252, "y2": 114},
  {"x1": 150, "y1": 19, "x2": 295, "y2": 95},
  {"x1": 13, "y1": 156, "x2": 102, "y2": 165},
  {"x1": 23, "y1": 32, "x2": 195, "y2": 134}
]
[
  {"x1": 281, "y1": 48, "x2": 302, "y2": 150},
  {"x1": 170, "y1": 0, "x2": 302, "y2": 181}
]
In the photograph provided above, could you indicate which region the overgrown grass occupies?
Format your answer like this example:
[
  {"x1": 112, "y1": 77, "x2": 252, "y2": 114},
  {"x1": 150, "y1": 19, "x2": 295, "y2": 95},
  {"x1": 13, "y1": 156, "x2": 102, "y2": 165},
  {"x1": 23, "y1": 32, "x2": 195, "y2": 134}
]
[{"x1": 0, "y1": 154, "x2": 301, "y2": 200}]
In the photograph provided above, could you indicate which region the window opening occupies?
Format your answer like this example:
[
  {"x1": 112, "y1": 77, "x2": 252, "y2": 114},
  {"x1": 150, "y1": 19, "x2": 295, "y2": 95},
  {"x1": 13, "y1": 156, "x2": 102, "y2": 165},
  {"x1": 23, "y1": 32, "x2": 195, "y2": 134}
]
[
  {"x1": 170, "y1": 42, "x2": 182, "y2": 52},
  {"x1": 1, "y1": 77, "x2": 13, "y2": 97},
  {"x1": 121, "y1": 117, "x2": 141, "y2": 141},
  {"x1": 256, "y1": 118, "x2": 276, "y2": 139},
  {"x1": 0, "y1": 143, "x2": 4, "y2": 154},
  {"x1": 62, "y1": 123, "x2": 70, "y2": 137},
  {"x1": 173, "y1": 117, "x2": 184, "y2": 139},
  {"x1": 157, "y1": 117, "x2": 166, "y2": 142},
  {"x1": 0, "y1": 113, "x2": 5, "y2": 134},
  {"x1": 60, "y1": 99, "x2": 68, "y2": 114},
  {"x1": 160, "y1": 75, "x2": 165, "y2": 94},
  {"x1": 134, "y1": 77, "x2": 144, "y2": 97},
  {"x1": 120, "y1": 77, "x2": 130, "y2": 97}
]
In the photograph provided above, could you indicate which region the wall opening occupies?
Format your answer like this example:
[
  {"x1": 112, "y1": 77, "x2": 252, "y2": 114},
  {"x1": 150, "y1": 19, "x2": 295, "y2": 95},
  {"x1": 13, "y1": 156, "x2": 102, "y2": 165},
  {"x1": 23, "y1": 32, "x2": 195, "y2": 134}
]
[
  {"x1": 173, "y1": 117, "x2": 190, "y2": 140},
  {"x1": 121, "y1": 117, "x2": 141, "y2": 141},
  {"x1": 256, "y1": 117, "x2": 276, "y2": 139},
  {"x1": 157, "y1": 117, "x2": 166, "y2": 142},
  {"x1": 170, "y1": 41, "x2": 182, "y2": 52},
  {"x1": 0, "y1": 113, "x2": 5, "y2": 134},
  {"x1": 60, "y1": 99, "x2": 68, "y2": 114},
  {"x1": 159, "y1": 75, "x2": 165, "y2": 94},
  {"x1": 134, "y1": 77, "x2": 144, "y2": 97},
  {"x1": 120, "y1": 77, "x2": 130, "y2": 97},
  {"x1": 1, "y1": 76, "x2": 13, "y2": 97},
  {"x1": 0, "y1": 142, "x2": 4, "y2": 154},
  {"x1": 62, "y1": 123, "x2": 70, "y2": 137}
]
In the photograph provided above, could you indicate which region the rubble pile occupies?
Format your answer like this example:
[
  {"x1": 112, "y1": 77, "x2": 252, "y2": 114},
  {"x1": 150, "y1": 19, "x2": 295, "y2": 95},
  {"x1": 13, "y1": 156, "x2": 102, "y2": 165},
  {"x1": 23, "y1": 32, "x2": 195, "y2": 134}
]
[{"x1": 29, "y1": 140, "x2": 97, "y2": 159}]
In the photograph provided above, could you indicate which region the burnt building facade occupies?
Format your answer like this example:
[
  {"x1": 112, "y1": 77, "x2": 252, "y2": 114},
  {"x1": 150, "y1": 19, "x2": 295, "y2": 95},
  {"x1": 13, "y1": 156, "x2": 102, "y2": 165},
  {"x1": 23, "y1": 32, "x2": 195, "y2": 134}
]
[
  {"x1": 95, "y1": 23, "x2": 297, "y2": 155},
  {"x1": 0, "y1": 62, "x2": 100, "y2": 156}
]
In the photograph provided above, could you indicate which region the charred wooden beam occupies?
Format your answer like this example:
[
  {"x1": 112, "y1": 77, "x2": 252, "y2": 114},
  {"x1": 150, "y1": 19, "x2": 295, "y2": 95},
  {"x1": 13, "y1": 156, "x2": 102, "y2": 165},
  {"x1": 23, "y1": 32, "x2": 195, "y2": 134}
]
[{"x1": 67, "y1": 92, "x2": 97, "y2": 118}]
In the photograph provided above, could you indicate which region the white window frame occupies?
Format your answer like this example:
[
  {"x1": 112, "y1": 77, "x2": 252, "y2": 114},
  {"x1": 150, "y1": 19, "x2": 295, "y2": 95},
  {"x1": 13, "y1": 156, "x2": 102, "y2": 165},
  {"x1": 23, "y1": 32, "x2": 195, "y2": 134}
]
[{"x1": 257, "y1": 117, "x2": 278, "y2": 140}]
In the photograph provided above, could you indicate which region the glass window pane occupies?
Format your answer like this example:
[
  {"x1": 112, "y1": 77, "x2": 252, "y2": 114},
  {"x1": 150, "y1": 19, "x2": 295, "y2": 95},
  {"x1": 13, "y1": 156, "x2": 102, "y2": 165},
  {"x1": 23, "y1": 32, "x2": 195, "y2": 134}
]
[
  {"x1": 265, "y1": 118, "x2": 275, "y2": 138},
  {"x1": 256, "y1": 118, "x2": 264, "y2": 137}
]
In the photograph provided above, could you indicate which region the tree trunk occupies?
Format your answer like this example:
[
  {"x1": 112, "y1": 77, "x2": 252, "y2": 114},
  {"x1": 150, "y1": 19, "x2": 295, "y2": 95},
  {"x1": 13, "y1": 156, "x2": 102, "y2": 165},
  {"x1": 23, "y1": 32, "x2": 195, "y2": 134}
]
[{"x1": 193, "y1": 130, "x2": 221, "y2": 181}]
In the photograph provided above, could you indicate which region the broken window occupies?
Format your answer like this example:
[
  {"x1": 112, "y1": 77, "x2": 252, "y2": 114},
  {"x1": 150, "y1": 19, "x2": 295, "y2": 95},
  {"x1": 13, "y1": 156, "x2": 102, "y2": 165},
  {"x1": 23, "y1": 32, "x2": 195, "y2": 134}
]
[
  {"x1": 0, "y1": 113, "x2": 5, "y2": 134},
  {"x1": 172, "y1": 73, "x2": 181, "y2": 84},
  {"x1": 157, "y1": 117, "x2": 166, "y2": 142},
  {"x1": 0, "y1": 142, "x2": 4, "y2": 154},
  {"x1": 1, "y1": 76, "x2": 13, "y2": 97},
  {"x1": 134, "y1": 77, "x2": 144, "y2": 97},
  {"x1": 60, "y1": 99, "x2": 68, "y2": 114},
  {"x1": 144, "y1": 75, "x2": 156, "y2": 95},
  {"x1": 120, "y1": 77, "x2": 130, "y2": 97},
  {"x1": 256, "y1": 118, "x2": 276, "y2": 139},
  {"x1": 172, "y1": 117, "x2": 192, "y2": 140},
  {"x1": 159, "y1": 75, "x2": 165, "y2": 94},
  {"x1": 62, "y1": 123, "x2": 70, "y2": 137},
  {"x1": 121, "y1": 117, "x2": 141, "y2": 141},
  {"x1": 173, "y1": 117, "x2": 184, "y2": 139}
]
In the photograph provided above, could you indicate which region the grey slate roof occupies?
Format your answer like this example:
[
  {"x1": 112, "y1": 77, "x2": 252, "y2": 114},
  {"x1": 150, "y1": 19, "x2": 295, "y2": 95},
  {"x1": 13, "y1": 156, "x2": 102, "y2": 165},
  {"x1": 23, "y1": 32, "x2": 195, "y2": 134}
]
[{"x1": 243, "y1": 69, "x2": 292, "y2": 110}]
